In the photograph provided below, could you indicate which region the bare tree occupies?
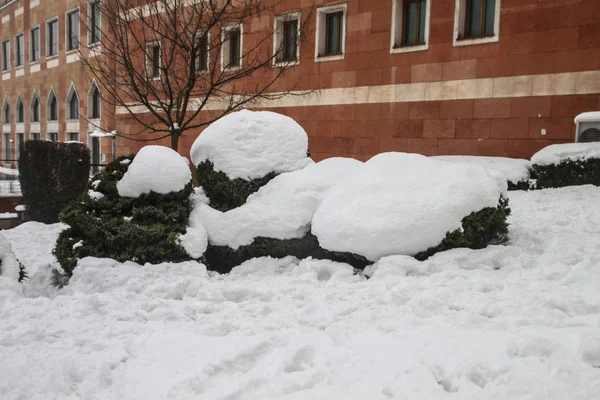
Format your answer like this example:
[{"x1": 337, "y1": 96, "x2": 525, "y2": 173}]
[{"x1": 79, "y1": 0, "x2": 311, "y2": 151}]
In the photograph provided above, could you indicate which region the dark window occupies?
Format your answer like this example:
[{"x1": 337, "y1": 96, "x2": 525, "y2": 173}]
[
  {"x1": 147, "y1": 43, "x2": 161, "y2": 78},
  {"x1": 196, "y1": 33, "x2": 208, "y2": 73},
  {"x1": 228, "y1": 28, "x2": 241, "y2": 68},
  {"x1": 49, "y1": 132, "x2": 58, "y2": 142},
  {"x1": 91, "y1": 137, "x2": 100, "y2": 174},
  {"x1": 48, "y1": 92, "x2": 58, "y2": 121},
  {"x1": 68, "y1": 132, "x2": 79, "y2": 142},
  {"x1": 282, "y1": 19, "x2": 298, "y2": 61},
  {"x1": 67, "y1": 10, "x2": 80, "y2": 51},
  {"x1": 31, "y1": 96, "x2": 40, "y2": 122},
  {"x1": 47, "y1": 19, "x2": 58, "y2": 56},
  {"x1": 1, "y1": 40, "x2": 9, "y2": 71},
  {"x1": 16, "y1": 133, "x2": 24, "y2": 159},
  {"x1": 30, "y1": 27, "x2": 40, "y2": 62},
  {"x1": 325, "y1": 11, "x2": 343, "y2": 56},
  {"x1": 31, "y1": 132, "x2": 40, "y2": 141},
  {"x1": 68, "y1": 91, "x2": 79, "y2": 120},
  {"x1": 464, "y1": 0, "x2": 496, "y2": 38},
  {"x1": 15, "y1": 33, "x2": 24, "y2": 67},
  {"x1": 3, "y1": 133, "x2": 10, "y2": 160},
  {"x1": 2, "y1": 102, "x2": 8, "y2": 124},
  {"x1": 16, "y1": 98, "x2": 23, "y2": 123},
  {"x1": 402, "y1": 0, "x2": 426, "y2": 46},
  {"x1": 90, "y1": 85, "x2": 101, "y2": 118},
  {"x1": 90, "y1": 0, "x2": 101, "y2": 44}
]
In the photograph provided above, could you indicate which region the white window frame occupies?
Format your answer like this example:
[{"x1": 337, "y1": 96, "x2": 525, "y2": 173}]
[
  {"x1": 66, "y1": 8, "x2": 81, "y2": 52},
  {"x1": 30, "y1": 25, "x2": 40, "y2": 63},
  {"x1": 273, "y1": 11, "x2": 301, "y2": 67},
  {"x1": 221, "y1": 24, "x2": 243, "y2": 71},
  {"x1": 1, "y1": 39, "x2": 10, "y2": 71},
  {"x1": 315, "y1": 3, "x2": 347, "y2": 62},
  {"x1": 145, "y1": 40, "x2": 162, "y2": 80},
  {"x1": 88, "y1": 80, "x2": 101, "y2": 120},
  {"x1": 453, "y1": 0, "x2": 502, "y2": 47},
  {"x1": 194, "y1": 30, "x2": 210, "y2": 74},
  {"x1": 88, "y1": 0, "x2": 101, "y2": 45},
  {"x1": 390, "y1": 0, "x2": 431, "y2": 54},
  {"x1": 14, "y1": 33, "x2": 24, "y2": 68},
  {"x1": 46, "y1": 17, "x2": 59, "y2": 58}
]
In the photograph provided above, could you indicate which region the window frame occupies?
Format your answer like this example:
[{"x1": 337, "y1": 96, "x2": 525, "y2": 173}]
[
  {"x1": 221, "y1": 24, "x2": 243, "y2": 71},
  {"x1": 66, "y1": 8, "x2": 81, "y2": 52},
  {"x1": 14, "y1": 33, "x2": 24, "y2": 68},
  {"x1": 1, "y1": 39, "x2": 9, "y2": 71},
  {"x1": 89, "y1": 82, "x2": 101, "y2": 119},
  {"x1": 47, "y1": 89, "x2": 58, "y2": 122},
  {"x1": 390, "y1": 0, "x2": 431, "y2": 54},
  {"x1": 67, "y1": 132, "x2": 80, "y2": 142},
  {"x1": 2, "y1": 99, "x2": 9, "y2": 124},
  {"x1": 15, "y1": 96, "x2": 24, "y2": 124},
  {"x1": 31, "y1": 132, "x2": 40, "y2": 141},
  {"x1": 273, "y1": 12, "x2": 301, "y2": 66},
  {"x1": 30, "y1": 26, "x2": 40, "y2": 63},
  {"x1": 89, "y1": 0, "x2": 101, "y2": 45},
  {"x1": 145, "y1": 41, "x2": 161, "y2": 80},
  {"x1": 194, "y1": 30, "x2": 210, "y2": 74},
  {"x1": 66, "y1": 84, "x2": 80, "y2": 120},
  {"x1": 46, "y1": 17, "x2": 59, "y2": 58},
  {"x1": 30, "y1": 92, "x2": 40, "y2": 123},
  {"x1": 48, "y1": 132, "x2": 58, "y2": 142},
  {"x1": 315, "y1": 3, "x2": 347, "y2": 62},
  {"x1": 453, "y1": 0, "x2": 501, "y2": 47}
]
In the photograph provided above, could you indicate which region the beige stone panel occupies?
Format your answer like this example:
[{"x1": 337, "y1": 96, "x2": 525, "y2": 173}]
[
  {"x1": 425, "y1": 81, "x2": 459, "y2": 101},
  {"x1": 368, "y1": 85, "x2": 395, "y2": 104},
  {"x1": 554, "y1": 73, "x2": 577, "y2": 95},
  {"x1": 457, "y1": 78, "x2": 494, "y2": 99},
  {"x1": 493, "y1": 76, "x2": 533, "y2": 98},
  {"x1": 575, "y1": 71, "x2": 600, "y2": 95},
  {"x1": 532, "y1": 74, "x2": 554, "y2": 96},
  {"x1": 394, "y1": 83, "x2": 426, "y2": 102}
]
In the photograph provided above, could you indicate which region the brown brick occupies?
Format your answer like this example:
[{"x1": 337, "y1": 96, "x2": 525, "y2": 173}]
[
  {"x1": 442, "y1": 60, "x2": 477, "y2": 81},
  {"x1": 409, "y1": 102, "x2": 441, "y2": 119},
  {"x1": 471, "y1": 139, "x2": 510, "y2": 157},
  {"x1": 554, "y1": 48, "x2": 600, "y2": 73},
  {"x1": 427, "y1": 43, "x2": 460, "y2": 63},
  {"x1": 508, "y1": 139, "x2": 556, "y2": 159},
  {"x1": 440, "y1": 100, "x2": 474, "y2": 119},
  {"x1": 379, "y1": 138, "x2": 439, "y2": 155},
  {"x1": 455, "y1": 119, "x2": 491, "y2": 139},
  {"x1": 490, "y1": 119, "x2": 530, "y2": 139},
  {"x1": 512, "y1": 53, "x2": 556, "y2": 76},
  {"x1": 309, "y1": 137, "x2": 333, "y2": 153},
  {"x1": 438, "y1": 139, "x2": 472, "y2": 155},
  {"x1": 355, "y1": 104, "x2": 383, "y2": 121},
  {"x1": 381, "y1": 102, "x2": 410, "y2": 120},
  {"x1": 355, "y1": 68, "x2": 383, "y2": 86},
  {"x1": 393, "y1": 120, "x2": 424, "y2": 138},
  {"x1": 510, "y1": 97, "x2": 552, "y2": 118},
  {"x1": 331, "y1": 105, "x2": 356, "y2": 121},
  {"x1": 353, "y1": 138, "x2": 379, "y2": 154},
  {"x1": 319, "y1": 121, "x2": 342, "y2": 137},
  {"x1": 423, "y1": 119, "x2": 456, "y2": 138},
  {"x1": 476, "y1": 56, "x2": 513, "y2": 79},
  {"x1": 411, "y1": 63, "x2": 443, "y2": 83},
  {"x1": 330, "y1": 138, "x2": 354, "y2": 155},
  {"x1": 579, "y1": 24, "x2": 600, "y2": 48},
  {"x1": 551, "y1": 95, "x2": 598, "y2": 117},
  {"x1": 535, "y1": 28, "x2": 580, "y2": 53},
  {"x1": 474, "y1": 99, "x2": 512, "y2": 119},
  {"x1": 528, "y1": 117, "x2": 575, "y2": 140}
]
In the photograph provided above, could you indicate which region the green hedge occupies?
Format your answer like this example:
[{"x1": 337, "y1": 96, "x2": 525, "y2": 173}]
[
  {"x1": 196, "y1": 160, "x2": 277, "y2": 211},
  {"x1": 54, "y1": 155, "x2": 193, "y2": 276},
  {"x1": 532, "y1": 158, "x2": 600, "y2": 189},
  {"x1": 414, "y1": 197, "x2": 510, "y2": 261},
  {"x1": 18, "y1": 141, "x2": 90, "y2": 223}
]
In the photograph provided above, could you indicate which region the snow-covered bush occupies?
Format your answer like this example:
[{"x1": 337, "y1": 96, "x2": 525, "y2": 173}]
[
  {"x1": 312, "y1": 153, "x2": 510, "y2": 262},
  {"x1": 18, "y1": 141, "x2": 90, "y2": 223},
  {"x1": 192, "y1": 110, "x2": 310, "y2": 211},
  {"x1": 531, "y1": 143, "x2": 600, "y2": 189},
  {"x1": 54, "y1": 147, "x2": 195, "y2": 276},
  {"x1": 0, "y1": 234, "x2": 21, "y2": 282}
]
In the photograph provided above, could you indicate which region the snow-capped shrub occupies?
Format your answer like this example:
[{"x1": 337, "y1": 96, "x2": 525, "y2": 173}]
[
  {"x1": 0, "y1": 234, "x2": 21, "y2": 281},
  {"x1": 312, "y1": 153, "x2": 509, "y2": 261},
  {"x1": 531, "y1": 143, "x2": 600, "y2": 189},
  {"x1": 192, "y1": 110, "x2": 310, "y2": 211},
  {"x1": 18, "y1": 141, "x2": 90, "y2": 223},
  {"x1": 54, "y1": 152, "x2": 194, "y2": 277}
]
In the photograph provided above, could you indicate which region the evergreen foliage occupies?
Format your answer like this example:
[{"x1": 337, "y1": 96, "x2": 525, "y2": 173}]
[{"x1": 532, "y1": 158, "x2": 600, "y2": 189}]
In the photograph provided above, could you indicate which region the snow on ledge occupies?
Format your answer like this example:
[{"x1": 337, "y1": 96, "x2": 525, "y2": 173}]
[
  {"x1": 531, "y1": 143, "x2": 600, "y2": 166},
  {"x1": 574, "y1": 111, "x2": 600, "y2": 124}
]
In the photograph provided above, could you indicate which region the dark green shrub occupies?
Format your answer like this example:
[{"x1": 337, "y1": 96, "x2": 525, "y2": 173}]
[
  {"x1": 196, "y1": 160, "x2": 277, "y2": 211},
  {"x1": 204, "y1": 233, "x2": 370, "y2": 274},
  {"x1": 532, "y1": 158, "x2": 600, "y2": 189},
  {"x1": 414, "y1": 197, "x2": 510, "y2": 261},
  {"x1": 54, "y1": 155, "x2": 194, "y2": 277},
  {"x1": 508, "y1": 180, "x2": 532, "y2": 191},
  {"x1": 18, "y1": 141, "x2": 90, "y2": 223}
]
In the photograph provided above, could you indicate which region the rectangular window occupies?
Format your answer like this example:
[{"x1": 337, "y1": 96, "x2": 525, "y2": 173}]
[
  {"x1": 66, "y1": 9, "x2": 80, "y2": 51},
  {"x1": 68, "y1": 132, "x2": 79, "y2": 142},
  {"x1": 228, "y1": 28, "x2": 241, "y2": 68},
  {"x1": 146, "y1": 42, "x2": 161, "y2": 79},
  {"x1": 195, "y1": 32, "x2": 209, "y2": 73},
  {"x1": 31, "y1": 132, "x2": 40, "y2": 141},
  {"x1": 47, "y1": 19, "x2": 58, "y2": 56},
  {"x1": 402, "y1": 0, "x2": 426, "y2": 46},
  {"x1": 325, "y1": 12, "x2": 343, "y2": 56},
  {"x1": 15, "y1": 133, "x2": 24, "y2": 160},
  {"x1": 1, "y1": 40, "x2": 9, "y2": 71},
  {"x1": 3, "y1": 133, "x2": 10, "y2": 160},
  {"x1": 315, "y1": 5, "x2": 346, "y2": 60},
  {"x1": 90, "y1": 0, "x2": 101, "y2": 44},
  {"x1": 48, "y1": 132, "x2": 58, "y2": 142},
  {"x1": 465, "y1": 0, "x2": 496, "y2": 37},
  {"x1": 15, "y1": 33, "x2": 23, "y2": 67},
  {"x1": 30, "y1": 27, "x2": 40, "y2": 62},
  {"x1": 283, "y1": 20, "x2": 298, "y2": 61}
]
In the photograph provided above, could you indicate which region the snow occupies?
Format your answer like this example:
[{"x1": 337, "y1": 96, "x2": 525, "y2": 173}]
[
  {"x1": 0, "y1": 233, "x2": 19, "y2": 281},
  {"x1": 531, "y1": 142, "x2": 600, "y2": 165},
  {"x1": 117, "y1": 145, "x2": 191, "y2": 198},
  {"x1": 0, "y1": 166, "x2": 19, "y2": 176},
  {"x1": 0, "y1": 212, "x2": 17, "y2": 219},
  {"x1": 1, "y1": 187, "x2": 600, "y2": 398},
  {"x1": 190, "y1": 109, "x2": 310, "y2": 180},
  {"x1": 14, "y1": 205, "x2": 26, "y2": 212},
  {"x1": 433, "y1": 155, "x2": 531, "y2": 184},
  {"x1": 88, "y1": 189, "x2": 105, "y2": 200},
  {"x1": 197, "y1": 158, "x2": 363, "y2": 248},
  {"x1": 313, "y1": 153, "x2": 506, "y2": 261},
  {"x1": 179, "y1": 188, "x2": 209, "y2": 258},
  {"x1": 574, "y1": 111, "x2": 600, "y2": 123}
]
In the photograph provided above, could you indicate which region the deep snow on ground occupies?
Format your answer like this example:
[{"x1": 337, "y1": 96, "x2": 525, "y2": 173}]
[{"x1": 1, "y1": 187, "x2": 600, "y2": 399}]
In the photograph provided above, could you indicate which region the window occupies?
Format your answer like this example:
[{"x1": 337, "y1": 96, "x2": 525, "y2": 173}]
[
  {"x1": 454, "y1": 0, "x2": 501, "y2": 46},
  {"x1": 67, "y1": 85, "x2": 79, "y2": 120},
  {"x1": 89, "y1": 83, "x2": 101, "y2": 119},
  {"x1": 222, "y1": 26, "x2": 242, "y2": 69},
  {"x1": 315, "y1": 4, "x2": 347, "y2": 61},
  {"x1": 274, "y1": 13, "x2": 300, "y2": 64},
  {"x1": 2, "y1": 39, "x2": 10, "y2": 71},
  {"x1": 47, "y1": 89, "x2": 58, "y2": 121},
  {"x1": 3, "y1": 133, "x2": 10, "y2": 160},
  {"x1": 195, "y1": 32, "x2": 209, "y2": 74},
  {"x1": 30, "y1": 27, "x2": 40, "y2": 62},
  {"x1": 16, "y1": 96, "x2": 24, "y2": 123},
  {"x1": 146, "y1": 41, "x2": 161, "y2": 79},
  {"x1": 68, "y1": 132, "x2": 79, "y2": 142},
  {"x1": 89, "y1": 0, "x2": 101, "y2": 44},
  {"x1": 67, "y1": 9, "x2": 80, "y2": 51},
  {"x1": 2, "y1": 100, "x2": 8, "y2": 124},
  {"x1": 15, "y1": 33, "x2": 24, "y2": 67},
  {"x1": 47, "y1": 18, "x2": 58, "y2": 56},
  {"x1": 16, "y1": 133, "x2": 24, "y2": 160},
  {"x1": 31, "y1": 132, "x2": 40, "y2": 141},
  {"x1": 31, "y1": 94, "x2": 40, "y2": 122},
  {"x1": 48, "y1": 132, "x2": 58, "y2": 142}
]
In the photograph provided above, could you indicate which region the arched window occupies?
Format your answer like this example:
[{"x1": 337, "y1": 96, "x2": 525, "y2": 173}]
[
  {"x1": 2, "y1": 99, "x2": 9, "y2": 124},
  {"x1": 16, "y1": 96, "x2": 24, "y2": 123},
  {"x1": 31, "y1": 92, "x2": 40, "y2": 122},
  {"x1": 66, "y1": 84, "x2": 79, "y2": 120},
  {"x1": 89, "y1": 82, "x2": 101, "y2": 119},
  {"x1": 47, "y1": 88, "x2": 58, "y2": 121}
]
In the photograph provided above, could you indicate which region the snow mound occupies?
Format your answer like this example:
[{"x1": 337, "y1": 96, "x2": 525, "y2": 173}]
[
  {"x1": 312, "y1": 153, "x2": 506, "y2": 261},
  {"x1": 433, "y1": 155, "x2": 531, "y2": 184},
  {"x1": 0, "y1": 234, "x2": 20, "y2": 281},
  {"x1": 190, "y1": 109, "x2": 310, "y2": 180},
  {"x1": 195, "y1": 158, "x2": 362, "y2": 248},
  {"x1": 531, "y1": 143, "x2": 600, "y2": 166},
  {"x1": 179, "y1": 189, "x2": 209, "y2": 258},
  {"x1": 117, "y1": 146, "x2": 191, "y2": 197}
]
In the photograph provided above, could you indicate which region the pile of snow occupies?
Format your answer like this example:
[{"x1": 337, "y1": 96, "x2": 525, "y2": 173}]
[
  {"x1": 117, "y1": 146, "x2": 191, "y2": 197},
  {"x1": 531, "y1": 142, "x2": 600, "y2": 166},
  {"x1": 312, "y1": 153, "x2": 506, "y2": 261},
  {"x1": 0, "y1": 233, "x2": 19, "y2": 281},
  {"x1": 190, "y1": 109, "x2": 310, "y2": 180},
  {"x1": 433, "y1": 155, "x2": 531, "y2": 184},
  {"x1": 574, "y1": 111, "x2": 600, "y2": 123},
  {"x1": 197, "y1": 158, "x2": 363, "y2": 248},
  {"x1": 179, "y1": 188, "x2": 209, "y2": 258}
]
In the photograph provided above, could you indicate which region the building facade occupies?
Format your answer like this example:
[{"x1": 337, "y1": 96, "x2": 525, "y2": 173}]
[{"x1": 2, "y1": 0, "x2": 600, "y2": 163}]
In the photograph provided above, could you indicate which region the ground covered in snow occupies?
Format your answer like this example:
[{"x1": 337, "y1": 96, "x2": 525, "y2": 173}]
[{"x1": 1, "y1": 187, "x2": 600, "y2": 399}]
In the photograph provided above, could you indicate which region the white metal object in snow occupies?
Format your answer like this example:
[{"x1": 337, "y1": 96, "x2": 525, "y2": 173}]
[{"x1": 574, "y1": 112, "x2": 600, "y2": 143}]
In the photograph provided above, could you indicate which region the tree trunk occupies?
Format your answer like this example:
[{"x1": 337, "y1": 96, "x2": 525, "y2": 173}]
[{"x1": 171, "y1": 132, "x2": 179, "y2": 152}]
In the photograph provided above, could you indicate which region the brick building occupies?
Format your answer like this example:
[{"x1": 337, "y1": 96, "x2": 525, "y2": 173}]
[{"x1": 2, "y1": 0, "x2": 600, "y2": 163}]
